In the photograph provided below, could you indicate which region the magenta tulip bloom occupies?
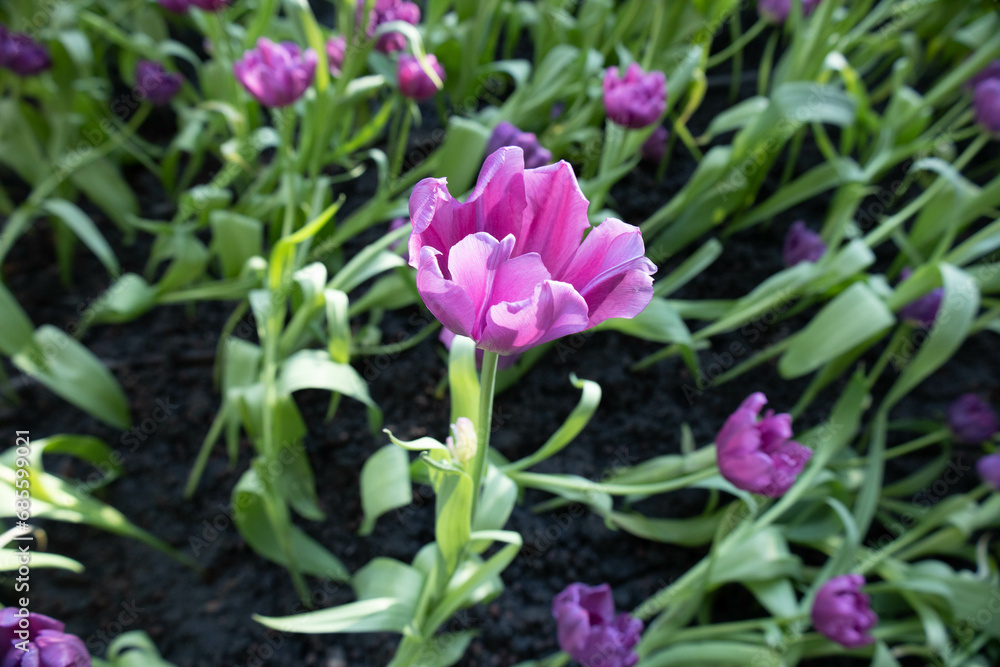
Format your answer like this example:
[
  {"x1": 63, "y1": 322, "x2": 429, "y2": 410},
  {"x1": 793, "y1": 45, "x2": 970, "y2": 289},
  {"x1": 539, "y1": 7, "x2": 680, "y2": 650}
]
[
  {"x1": 397, "y1": 54, "x2": 444, "y2": 101},
  {"x1": 811, "y1": 574, "x2": 878, "y2": 649},
  {"x1": 948, "y1": 394, "x2": 999, "y2": 444},
  {"x1": 716, "y1": 393, "x2": 811, "y2": 497},
  {"x1": 134, "y1": 61, "x2": 183, "y2": 106},
  {"x1": 0, "y1": 27, "x2": 51, "y2": 76},
  {"x1": 552, "y1": 583, "x2": 642, "y2": 667},
  {"x1": 897, "y1": 269, "x2": 942, "y2": 328},
  {"x1": 783, "y1": 221, "x2": 826, "y2": 267},
  {"x1": 357, "y1": 0, "x2": 421, "y2": 53},
  {"x1": 234, "y1": 39, "x2": 317, "y2": 107},
  {"x1": 978, "y1": 453, "x2": 1000, "y2": 490},
  {"x1": 326, "y1": 35, "x2": 347, "y2": 76},
  {"x1": 408, "y1": 147, "x2": 656, "y2": 356},
  {"x1": 641, "y1": 126, "x2": 669, "y2": 163},
  {"x1": 602, "y1": 63, "x2": 666, "y2": 129},
  {"x1": 0, "y1": 608, "x2": 90, "y2": 667},
  {"x1": 758, "y1": 0, "x2": 821, "y2": 24},
  {"x1": 974, "y1": 78, "x2": 1000, "y2": 136},
  {"x1": 486, "y1": 122, "x2": 552, "y2": 170}
]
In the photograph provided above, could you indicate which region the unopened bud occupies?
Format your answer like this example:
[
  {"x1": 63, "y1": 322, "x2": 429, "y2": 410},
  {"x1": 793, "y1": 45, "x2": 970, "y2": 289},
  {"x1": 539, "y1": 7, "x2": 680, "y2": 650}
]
[{"x1": 446, "y1": 417, "x2": 477, "y2": 465}]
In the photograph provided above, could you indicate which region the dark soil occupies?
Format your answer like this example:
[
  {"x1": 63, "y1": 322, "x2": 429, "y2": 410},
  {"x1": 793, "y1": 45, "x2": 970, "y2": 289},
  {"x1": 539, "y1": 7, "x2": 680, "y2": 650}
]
[{"x1": 2, "y1": 18, "x2": 999, "y2": 667}]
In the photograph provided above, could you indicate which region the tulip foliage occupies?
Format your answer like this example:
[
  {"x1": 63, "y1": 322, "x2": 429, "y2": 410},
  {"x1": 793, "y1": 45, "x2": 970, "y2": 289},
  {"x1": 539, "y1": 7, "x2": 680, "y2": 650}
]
[{"x1": 2, "y1": 0, "x2": 1000, "y2": 666}]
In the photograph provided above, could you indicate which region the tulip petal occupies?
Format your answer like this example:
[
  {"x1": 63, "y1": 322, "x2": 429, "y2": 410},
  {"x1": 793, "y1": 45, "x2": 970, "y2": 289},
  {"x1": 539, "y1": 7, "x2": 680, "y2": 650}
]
[
  {"x1": 469, "y1": 147, "x2": 528, "y2": 243},
  {"x1": 560, "y1": 218, "x2": 656, "y2": 325},
  {"x1": 481, "y1": 281, "x2": 589, "y2": 355},
  {"x1": 415, "y1": 246, "x2": 476, "y2": 338},
  {"x1": 518, "y1": 160, "x2": 592, "y2": 276},
  {"x1": 408, "y1": 178, "x2": 477, "y2": 274}
]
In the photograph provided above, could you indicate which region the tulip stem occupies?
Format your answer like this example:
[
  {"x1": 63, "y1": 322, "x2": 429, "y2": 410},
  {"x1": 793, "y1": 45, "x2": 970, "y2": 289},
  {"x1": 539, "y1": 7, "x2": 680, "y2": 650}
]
[{"x1": 471, "y1": 351, "x2": 499, "y2": 518}]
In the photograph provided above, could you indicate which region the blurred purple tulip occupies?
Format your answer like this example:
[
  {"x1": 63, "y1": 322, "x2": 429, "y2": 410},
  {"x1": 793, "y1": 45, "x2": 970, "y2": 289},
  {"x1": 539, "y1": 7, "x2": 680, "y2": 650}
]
[
  {"x1": 552, "y1": 583, "x2": 642, "y2": 667},
  {"x1": 397, "y1": 54, "x2": 444, "y2": 101},
  {"x1": 486, "y1": 122, "x2": 552, "y2": 170},
  {"x1": 758, "y1": 0, "x2": 821, "y2": 24},
  {"x1": 783, "y1": 221, "x2": 826, "y2": 267},
  {"x1": 326, "y1": 35, "x2": 347, "y2": 76},
  {"x1": 974, "y1": 78, "x2": 1000, "y2": 135},
  {"x1": 897, "y1": 269, "x2": 942, "y2": 328},
  {"x1": 134, "y1": 60, "x2": 184, "y2": 106},
  {"x1": 356, "y1": 0, "x2": 421, "y2": 53},
  {"x1": 0, "y1": 608, "x2": 90, "y2": 667},
  {"x1": 716, "y1": 392, "x2": 812, "y2": 497},
  {"x1": 641, "y1": 126, "x2": 669, "y2": 163},
  {"x1": 157, "y1": 0, "x2": 192, "y2": 12},
  {"x1": 977, "y1": 452, "x2": 1000, "y2": 490},
  {"x1": 0, "y1": 26, "x2": 51, "y2": 76},
  {"x1": 234, "y1": 38, "x2": 317, "y2": 107},
  {"x1": 811, "y1": 574, "x2": 878, "y2": 649},
  {"x1": 408, "y1": 147, "x2": 656, "y2": 357},
  {"x1": 602, "y1": 63, "x2": 666, "y2": 129},
  {"x1": 948, "y1": 394, "x2": 999, "y2": 444},
  {"x1": 966, "y1": 59, "x2": 1000, "y2": 91}
]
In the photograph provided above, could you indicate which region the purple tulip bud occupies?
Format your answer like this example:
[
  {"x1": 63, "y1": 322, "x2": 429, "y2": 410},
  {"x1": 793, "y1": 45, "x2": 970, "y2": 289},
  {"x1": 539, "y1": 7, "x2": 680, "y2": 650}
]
[
  {"x1": 811, "y1": 574, "x2": 878, "y2": 649},
  {"x1": 486, "y1": 122, "x2": 552, "y2": 170},
  {"x1": 897, "y1": 268, "x2": 942, "y2": 328},
  {"x1": 974, "y1": 78, "x2": 1000, "y2": 136},
  {"x1": 716, "y1": 392, "x2": 811, "y2": 497},
  {"x1": 326, "y1": 35, "x2": 347, "y2": 77},
  {"x1": 966, "y1": 59, "x2": 1000, "y2": 91},
  {"x1": 948, "y1": 394, "x2": 999, "y2": 444},
  {"x1": 977, "y1": 452, "x2": 1000, "y2": 490},
  {"x1": 0, "y1": 26, "x2": 51, "y2": 77},
  {"x1": 157, "y1": 0, "x2": 192, "y2": 12},
  {"x1": 757, "y1": 0, "x2": 821, "y2": 24},
  {"x1": 234, "y1": 38, "x2": 317, "y2": 107},
  {"x1": 640, "y1": 126, "x2": 669, "y2": 164},
  {"x1": 602, "y1": 63, "x2": 666, "y2": 129},
  {"x1": 356, "y1": 0, "x2": 421, "y2": 53},
  {"x1": 783, "y1": 221, "x2": 826, "y2": 267},
  {"x1": 0, "y1": 609, "x2": 90, "y2": 667},
  {"x1": 552, "y1": 583, "x2": 642, "y2": 667},
  {"x1": 397, "y1": 54, "x2": 444, "y2": 101},
  {"x1": 134, "y1": 60, "x2": 183, "y2": 106},
  {"x1": 189, "y1": 0, "x2": 229, "y2": 10}
]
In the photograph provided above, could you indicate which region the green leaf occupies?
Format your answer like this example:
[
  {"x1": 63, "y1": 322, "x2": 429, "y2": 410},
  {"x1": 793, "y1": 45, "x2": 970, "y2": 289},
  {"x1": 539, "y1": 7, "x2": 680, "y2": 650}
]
[
  {"x1": 279, "y1": 349, "x2": 382, "y2": 431},
  {"x1": 605, "y1": 510, "x2": 723, "y2": 547},
  {"x1": 40, "y1": 199, "x2": 119, "y2": 277},
  {"x1": 210, "y1": 211, "x2": 263, "y2": 279},
  {"x1": 447, "y1": 335, "x2": 480, "y2": 424},
  {"x1": 90, "y1": 273, "x2": 158, "y2": 324},
  {"x1": 232, "y1": 469, "x2": 349, "y2": 581},
  {"x1": 430, "y1": 464, "x2": 474, "y2": 574},
  {"x1": 255, "y1": 598, "x2": 413, "y2": 634},
  {"x1": 0, "y1": 281, "x2": 35, "y2": 356},
  {"x1": 472, "y1": 465, "x2": 517, "y2": 538},
  {"x1": 69, "y1": 158, "x2": 139, "y2": 229},
  {"x1": 600, "y1": 298, "x2": 692, "y2": 345},
  {"x1": 13, "y1": 326, "x2": 130, "y2": 429},
  {"x1": 359, "y1": 445, "x2": 412, "y2": 536},
  {"x1": 503, "y1": 375, "x2": 601, "y2": 472},
  {"x1": 779, "y1": 282, "x2": 894, "y2": 378},
  {"x1": 886, "y1": 264, "x2": 979, "y2": 406},
  {"x1": 711, "y1": 527, "x2": 801, "y2": 587},
  {"x1": 104, "y1": 632, "x2": 176, "y2": 667}
]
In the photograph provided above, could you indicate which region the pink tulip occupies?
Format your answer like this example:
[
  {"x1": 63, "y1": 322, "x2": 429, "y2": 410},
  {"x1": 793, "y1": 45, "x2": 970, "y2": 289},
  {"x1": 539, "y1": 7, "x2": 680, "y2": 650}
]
[
  {"x1": 602, "y1": 63, "x2": 666, "y2": 129},
  {"x1": 811, "y1": 574, "x2": 878, "y2": 649},
  {"x1": 397, "y1": 54, "x2": 444, "y2": 101},
  {"x1": 408, "y1": 147, "x2": 656, "y2": 357},
  {"x1": 716, "y1": 392, "x2": 811, "y2": 497}
]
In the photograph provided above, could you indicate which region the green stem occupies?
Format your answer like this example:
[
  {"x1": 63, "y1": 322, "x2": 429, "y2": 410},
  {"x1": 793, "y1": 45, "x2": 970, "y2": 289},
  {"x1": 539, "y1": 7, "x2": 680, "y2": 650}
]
[
  {"x1": 706, "y1": 19, "x2": 767, "y2": 69},
  {"x1": 510, "y1": 465, "x2": 718, "y2": 497},
  {"x1": 471, "y1": 351, "x2": 499, "y2": 518}
]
